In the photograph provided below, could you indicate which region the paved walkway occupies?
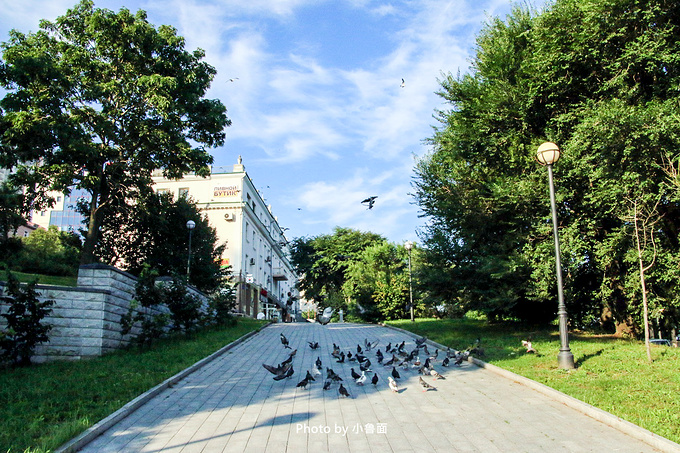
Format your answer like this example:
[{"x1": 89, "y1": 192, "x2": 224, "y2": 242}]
[{"x1": 75, "y1": 322, "x2": 675, "y2": 452}]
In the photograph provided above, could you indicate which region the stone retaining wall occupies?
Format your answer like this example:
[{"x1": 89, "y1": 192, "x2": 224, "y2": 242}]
[{"x1": 0, "y1": 264, "x2": 207, "y2": 362}]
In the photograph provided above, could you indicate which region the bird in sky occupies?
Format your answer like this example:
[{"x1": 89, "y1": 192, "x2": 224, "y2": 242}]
[
  {"x1": 229, "y1": 77, "x2": 239, "y2": 82},
  {"x1": 419, "y1": 376, "x2": 437, "y2": 392},
  {"x1": 400, "y1": 78, "x2": 405, "y2": 88},
  {"x1": 361, "y1": 196, "x2": 378, "y2": 210}
]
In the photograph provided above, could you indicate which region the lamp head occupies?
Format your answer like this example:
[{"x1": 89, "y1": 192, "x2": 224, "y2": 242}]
[
  {"x1": 536, "y1": 142, "x2": 560, "y2": 166},
  {"x1": 404, "y1": 241, "x2": 413, "y2": 251},
  {"x1": 186, "y1": 220, "x2": 196, "y2": 230}
]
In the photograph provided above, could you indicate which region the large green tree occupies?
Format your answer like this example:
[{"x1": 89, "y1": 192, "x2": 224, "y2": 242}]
[
  {"x1": 290, "y1": 227, "x2": 385, "y2": 316},
  {"x1": 414, "y1": 0, "x2": 680, "y2": 333},
  {"x1": 96, "y1": 192, "x2": 227, "y2": 293},
  {"x1": 0, "y1": 0, "x2": 229, "y2": 265}
]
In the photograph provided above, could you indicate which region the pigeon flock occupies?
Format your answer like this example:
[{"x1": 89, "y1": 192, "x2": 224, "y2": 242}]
[{"x1": 262, "y1": 331, "x2": 479, "y2": 398}]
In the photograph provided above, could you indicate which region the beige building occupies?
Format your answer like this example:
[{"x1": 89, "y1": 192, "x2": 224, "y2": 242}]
[{"x1": 152, "y1": 157, "x2": 298, "y2": 320}]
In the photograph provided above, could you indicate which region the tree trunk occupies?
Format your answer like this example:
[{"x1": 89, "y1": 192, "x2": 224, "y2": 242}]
[
  {"x1": 633, "y1": 202, "x2": 653, "y2": 363},
  {"x1": 80, "y1": 171, "x2": 110, "y2": 265}
]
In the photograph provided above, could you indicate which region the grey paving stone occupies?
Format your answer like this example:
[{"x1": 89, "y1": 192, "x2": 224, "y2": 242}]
[{"x1": 75, "y1": 322, "x2": 676, "y2": 453}]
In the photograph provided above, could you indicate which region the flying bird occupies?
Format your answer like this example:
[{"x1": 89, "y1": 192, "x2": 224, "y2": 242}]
[
  {"x1": 400, "y1": 78, "x2": 405, "y2": 88},
  {"x1": 522, "y1": 340, "x2": 537, "y2": 354},
  {"x1": 273, "y1": 366, "x2": 294, "y2": 381},
  {"x1": 229, "y1": 77, "x2": 239, "y2": 82},
  {"x1": 361, "y1": 196, "x2": 378, "y2": 210},
  {"x1": 262, "y1": 362, "x2": 291, "y2": 377}
]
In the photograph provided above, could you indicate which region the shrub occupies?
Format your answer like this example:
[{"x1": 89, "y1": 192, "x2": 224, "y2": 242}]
[
  {"x1": 0, "y1": 271, "x2": 54, "y2": 366},
  {"x1": 14, "y1": 226, "x2": 81, "y2": 276}
]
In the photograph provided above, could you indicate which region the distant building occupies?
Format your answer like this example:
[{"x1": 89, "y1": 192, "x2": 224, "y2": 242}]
[
  {"x1": 30, "y1": 188, "x2": 89, "y2": 236},
  {"x1": 28, "y1": 158, "x2": 299, "y2": 320},
  {"x1": 151, "y1": 157, "x2": 298, "y2": 320}
]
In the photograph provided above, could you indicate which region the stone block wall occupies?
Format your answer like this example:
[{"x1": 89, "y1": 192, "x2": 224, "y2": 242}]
[{"x1": 0, "y1": 264, "x2": 207, "y2": 362}]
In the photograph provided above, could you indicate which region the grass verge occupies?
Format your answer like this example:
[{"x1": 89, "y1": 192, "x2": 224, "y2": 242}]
[
  {"x1": 387, "y1": 318, "x2": 680, "y2": 444},
  {"x1": 0, "y1": 318, "x2": 267, "y2": 453},
  {"x1": 1, "y1": 271, "x2": 77, "y2": 287}
]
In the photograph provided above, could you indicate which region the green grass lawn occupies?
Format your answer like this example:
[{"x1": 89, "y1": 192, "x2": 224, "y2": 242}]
[
  {"x1": 388, "y1": 318, "x2": 680, "y2": 444},
  {"x1": 1, "y1": 271, "x2": 77, "y2": 287},
  {"x1": 0, "y1": 318, "x2": 267, "y2": 453}
]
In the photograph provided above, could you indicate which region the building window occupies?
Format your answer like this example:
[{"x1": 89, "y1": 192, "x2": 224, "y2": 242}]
[
  {"x1": 157, "y1": 189, "x2": 170, "y2": 196},
  {"x1": 179, "y1": 188, "x2": 189, "y2": 198},
  {"x1": 245, "y1": 222, "x2": 250, "y2": 242}
]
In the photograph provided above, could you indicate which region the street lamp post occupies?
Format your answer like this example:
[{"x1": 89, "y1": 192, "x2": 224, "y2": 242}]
[
  {"x1": 186, "y1": 220, "x2": 196, "y2": 280},
  {"x1": 405, "y1": 241, "x2": 414, "y2": 322},
  {"x1": 536, "y1": 142, "x2": 575, "y2": 370}
]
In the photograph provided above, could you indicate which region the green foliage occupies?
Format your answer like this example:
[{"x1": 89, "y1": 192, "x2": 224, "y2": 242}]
[
  {"x1": 0, "y1": 271, "x2": 54, "y2": 366},
  {"x1": 121, "y1": 266, "x2": 169, "y2": 346},
  {"x1": 207, "y1": 283, "x2": 237, "y2": 326},
  {"x1": 343, "y1": 242, "x2": 410, "y2": 321},
  {"x1": 10, "y1": 226, "x2": 81, "y2": 277},
  {"x1": 290, "y1": 227, "x2": 385, "y2": 314},
  {"x1": 96, "y1": 192, "x2": 227, "y2": 293},
  {"x1": 0, "y1": 0, "x2": 230, "y2": 265},
  {"x1": 0, "y1": 180, "x2": 26, "y2": 241},
  {"x1": 291, "y1": 229, "x2": 420, "y2": 322},
  {"x1": 414, "y1": 0, "x2": 680, "y2": 331},
  {"x1": 161, "y1": 276, "x2": 203, "y2": 334}
]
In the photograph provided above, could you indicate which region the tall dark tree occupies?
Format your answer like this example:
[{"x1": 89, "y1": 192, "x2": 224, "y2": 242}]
[
  {"x1": 414, "y1": 0, "x2": 680, "y2": 332},
  {"x1": 0, "y1": 0, "x2": 230, "y2": 265},
  {"x1": 96, "y1": 192, "x2": 227, "y2": 293},
  {"x1": 0, "y1": 180, "x2": 26, "y2": 241}
]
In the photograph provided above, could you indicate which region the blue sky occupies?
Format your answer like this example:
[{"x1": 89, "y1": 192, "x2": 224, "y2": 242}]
[{"x1": 1, "y1": 0, "x2": 527, "y2": 245}]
